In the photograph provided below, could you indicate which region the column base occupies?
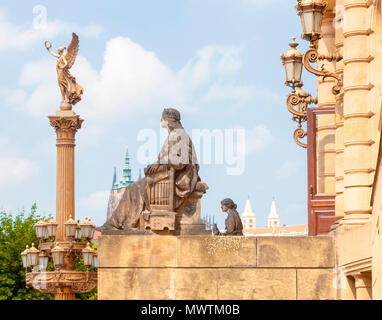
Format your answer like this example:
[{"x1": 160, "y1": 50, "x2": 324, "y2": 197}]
[
  {"x1": 340, "y1": 213, "x2": 371, "y2": 227},
  {"x1": 55, "y1": 287, "x2": 75, "y2": 300}
]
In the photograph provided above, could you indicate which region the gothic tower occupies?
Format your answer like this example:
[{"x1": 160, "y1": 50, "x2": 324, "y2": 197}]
[
  {"x1": 106, "y1": 147, "x2": 134, "y2": 222},
  {"x1": 242, "y1": 197, "x2": 256, "y2": 229},
  {"x1": 267, "y1": 199, "x2": 279, "y2": 228}
]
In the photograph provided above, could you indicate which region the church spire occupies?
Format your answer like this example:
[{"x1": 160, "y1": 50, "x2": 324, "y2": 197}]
[
  {"x1": 242, "y1": 197, "x2": 256, "y2": 229},
  {"x1": 267, "y1": 199, "x2": 280, "y2": 228},
  {"x1": 111, "y1": 167, "x2": 117, "y2": 189},
  {"x1": 112, "y1": 146, "x2": 134, "y2": 190}
]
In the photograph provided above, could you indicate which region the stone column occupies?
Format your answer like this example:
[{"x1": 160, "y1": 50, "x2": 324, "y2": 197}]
[
  {"x1": 316, "y1": 11, "x2": 336, "y2": 194},
  {"x1": 335, "y1": 0, "x2": 345, "y2": 221},
  {"x1": 342, "y1": 0, "x2": 372, "y2": 226},
  {"x1": 49, "y1": 109, "x2": 83, "y2": 300},
  {"x1": 354, "y1": 273, "x2": 372, "y2": 299}
]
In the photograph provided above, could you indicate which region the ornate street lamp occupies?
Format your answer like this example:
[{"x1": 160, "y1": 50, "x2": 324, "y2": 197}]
[
  {"x1": 35, "y1": 219, "x2": 47, "y2": 240},
  {"x1": 22, "y1": 32, "x2": 97, "y2": 300},
  {"x1": 65, "y1": 215, "x2": 77, "y2": 238},
  {"x1": 39, "y1": 251, "x2": 49, "y2": 271},
  {"x1": 75, "y1": 220, "x2": 82, "y2": 241},
  {"x1": 21, "y1": 245, "x2": 29, "y2": 269},
  {"x1": 296, "y1": 0, "x2": 327, "y2": 42},
  {"x1": 51, "y1": 242, "x2": 65, "y2": 269},
  {"x1": 46, "y1": 218, "x2": 58, "y2": 240},
  {"x1": 89, "y1": 218, "x2": 96, "y2": 239},
  {"x1": 280, "y1": 1, "x2": 343, "y2": 148},
  {"x1": 28, "y1": 243, "x2": 40, "y2": 268},
  {"x1": 82, "y1": 243, "x2": 95, "y2": 267},
  {"x1": 280, "y1": 37, "x2": 303, "y2": 89},
  {"x1": 92, "y1": 252, "x2": 98, "y2": 269},
  {"x1": 80, "y1": 217, "x2": 96, "y2": 240}
]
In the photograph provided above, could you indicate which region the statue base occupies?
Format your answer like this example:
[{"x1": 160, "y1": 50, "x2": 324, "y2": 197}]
[{"x1": 60, "y1": 102, "x2": 72, "y2": 111}]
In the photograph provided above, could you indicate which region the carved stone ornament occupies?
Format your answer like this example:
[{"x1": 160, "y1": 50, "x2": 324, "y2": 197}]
[
  {"x1": 49, "y1": 116, "x2": 83, "y2": 133},
  {"x1": 26, "y1": 270, "x2": 97, "y2": 294}
]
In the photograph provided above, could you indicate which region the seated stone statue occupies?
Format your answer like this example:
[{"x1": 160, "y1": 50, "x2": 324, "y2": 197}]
[
  {"x1": 213, "y1": 198, "x2": 243, "y2": 236},
  {"x1": 101, "y1": 108, "x2": 207, "y2": 233}
]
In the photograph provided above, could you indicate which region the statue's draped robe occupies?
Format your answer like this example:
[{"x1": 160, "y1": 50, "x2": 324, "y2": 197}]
[
  {"x1": 105, "y1": 127, "x2": 201, "y2": 229},
  {"x1": 224, "y1": 210, "x2": 243, "y2": 235},
  {"x1": 57, "y1": 60, "x2": 83, "y2": 105}
]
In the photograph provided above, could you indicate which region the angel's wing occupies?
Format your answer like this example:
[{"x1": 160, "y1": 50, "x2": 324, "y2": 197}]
[{"x1": 65, "y1": 33, "x2": 79, "y2": 69}]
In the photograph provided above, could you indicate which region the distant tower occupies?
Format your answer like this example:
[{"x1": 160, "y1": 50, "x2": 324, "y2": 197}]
[
  {"x1": 113, "y1": 147, "x2": 133, "y2": 189},
  {"x1": 106, "y1": 147, "x2": 134, "y2": 223},
  {"x1": 267, "y1": 199, "x2": 280, "y2": 228},
  {"x1": 106, "y1": 167, "x2": 117, "y2": 221},
  {"x1": 242, "y1": 197, "x2": 256, "y2": 229},
  {"x1": 138, "y1": 168, "x2": 142, "y2": 180}
]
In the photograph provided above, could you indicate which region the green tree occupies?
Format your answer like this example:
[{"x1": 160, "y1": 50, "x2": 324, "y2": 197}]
[
  {"x1": 0, "y1": 203, "x2": 53, "y2": 300},
  {"x1": 0, "y1": 204, "x2": 97, "y2": 300}
]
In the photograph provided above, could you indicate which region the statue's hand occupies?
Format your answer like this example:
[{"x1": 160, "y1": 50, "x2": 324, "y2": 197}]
[
  {"x1": 145, "y1": 163, "x2": 160, "y2": 175},
  {"x1": 212, "y1": 224, "x2": 220, "y2": 236}
]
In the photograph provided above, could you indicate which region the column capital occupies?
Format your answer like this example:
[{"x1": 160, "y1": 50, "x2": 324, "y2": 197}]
[
  {"x1": 48, "y1": 115, "x2": 84, "y2": 133},
  {"x1": 48, "y1": 114, "x2": 84, "y2": 145}
]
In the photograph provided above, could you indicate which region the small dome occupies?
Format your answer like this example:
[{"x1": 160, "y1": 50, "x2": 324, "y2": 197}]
[{"x1": 281, "y1": 38, "x2": 303, "y2": 60}]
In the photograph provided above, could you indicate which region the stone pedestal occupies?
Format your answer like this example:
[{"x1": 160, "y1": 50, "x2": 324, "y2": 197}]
[{"x1": 98, "y1": 235, "x2": 335, "y2": 300}]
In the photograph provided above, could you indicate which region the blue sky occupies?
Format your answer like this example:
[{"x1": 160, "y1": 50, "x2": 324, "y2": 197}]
[{"x1": 0, "y1": 0, "x2": 317, "y2": 229}]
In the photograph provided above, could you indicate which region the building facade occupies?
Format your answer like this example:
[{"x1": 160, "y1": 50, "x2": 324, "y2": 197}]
[{"x1": 285, "y1": 0, "x2": 382, "y2": 299}]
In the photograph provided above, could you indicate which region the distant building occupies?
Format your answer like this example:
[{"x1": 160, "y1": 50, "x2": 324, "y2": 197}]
[
  {"x1": 242, "y1": 198, "x2": 307, "y2": 237},
  {"x1": 243, "y1": 224, "x2": 308, "y2": 237},
  {"x1": 106, "y1": 147, "x2": 135, "y2": 222}
]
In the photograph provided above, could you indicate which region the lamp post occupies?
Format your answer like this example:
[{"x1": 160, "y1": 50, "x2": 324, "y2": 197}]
[
  {"x1": 23, "y1": 33, "x2": 97, "y2": 300},
  {"x1": 280, "y1": 0, "x2": 343, "y2": 147}
]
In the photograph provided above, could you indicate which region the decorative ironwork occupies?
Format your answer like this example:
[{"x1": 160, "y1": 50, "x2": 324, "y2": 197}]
[
  {"x1": 294, "y1": 124, "x2": 308, "y2": 149},
  {"x1": 281, "y1": 0, "x2": 344, "y2": 148},
  {"x1": 303, "y1": 46, "x2": 343, "y2": 95}
]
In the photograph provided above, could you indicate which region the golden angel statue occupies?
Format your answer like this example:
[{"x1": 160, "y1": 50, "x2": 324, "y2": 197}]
[{"x1": 45, "y1": 33, "x2": 83, "y2": 108}]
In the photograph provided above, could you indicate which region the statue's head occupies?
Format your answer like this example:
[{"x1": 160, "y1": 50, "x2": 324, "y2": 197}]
[
  {"x1": 221, "y1": 198, "x2": 237, "y2": 212},
  {"x1": 57, "y1": 46, "x2": 66, "y2": 55},
  {"x1": 161, "y1": 108, "x2": 182, "y2": 129}
]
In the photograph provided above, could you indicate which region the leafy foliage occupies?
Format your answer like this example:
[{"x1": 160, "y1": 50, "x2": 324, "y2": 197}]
[
  {"x1": 0, "y1": 203, "x2": 53, "y2": 300},
  {"x1": 0, "y1": 204, "x2": 97, "y2": 300}
]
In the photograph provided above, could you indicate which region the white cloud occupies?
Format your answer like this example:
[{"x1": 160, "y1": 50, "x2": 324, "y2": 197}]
[
  {"x1": 0, "y1": 157, "x2": 39, "y2": 189},
  {"x1": 276, "y1": 160, "x2": 304, "y2": 179},
  {"x1": 242, "y1": 0, "x2": 286, "y2": 8},
  {"x1": 78, "y1": 190, "x2": 109, "y2": 210},
  {"x1": 245, "y1": 125, "x2": 273, "y2": 154},
  {"x1": 11, "y1": 37, "x2": 245, "y2": 121},
  {"x1": 82, "y1": 24, "x2": 104, "y2": 38},
  {"x1": 0, "y1": 8, "x2": 103, "y2": 52},
  {"x1": 0, "y1": 88, "x2": 26, "y2": 107},
  {"x1": 203, "y1": 83, "x2": 283, "y2": 105},
  {"x1": 19, "y1": 58, "x2": 57, "y2": 86},
  {"x1": 203, "y1": 83, "x2": 255, "y2": 103},
  {"x1": 0, "y1": 138, "x2": 40, "y2": 189},
  {"x1": 178, "y1": 45, "x2": 242, "y2": 89}
]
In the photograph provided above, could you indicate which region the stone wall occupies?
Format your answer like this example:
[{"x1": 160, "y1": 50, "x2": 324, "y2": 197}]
[{"x1": 98, "y1": 235, "x2": 335, "y2": 300}]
